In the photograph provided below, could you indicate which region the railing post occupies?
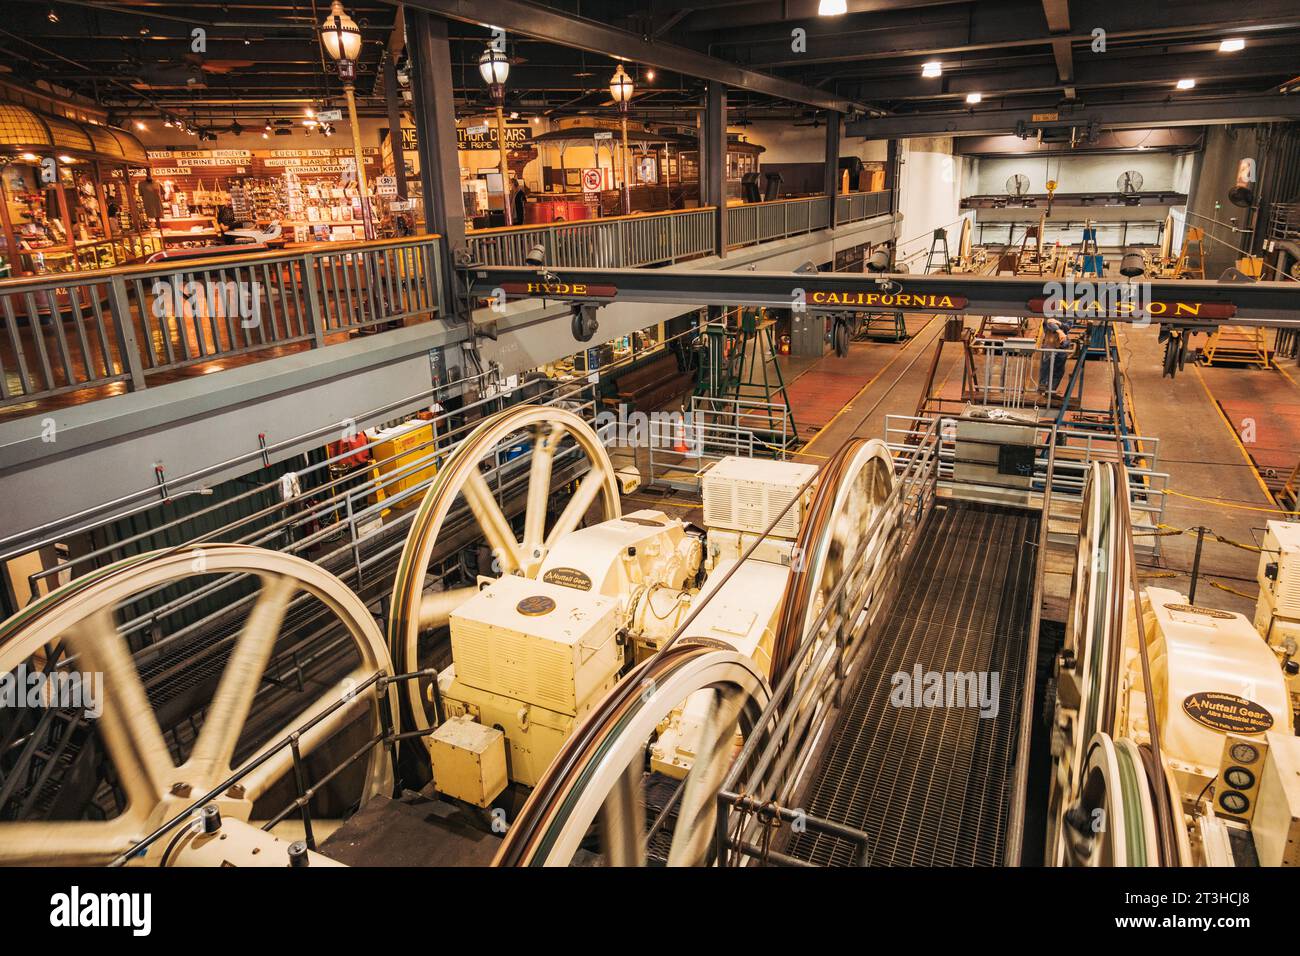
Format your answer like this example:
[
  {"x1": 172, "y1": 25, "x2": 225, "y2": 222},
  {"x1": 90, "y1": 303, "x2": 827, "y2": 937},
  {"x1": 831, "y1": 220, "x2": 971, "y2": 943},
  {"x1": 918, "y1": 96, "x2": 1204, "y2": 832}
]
[
  {"x1": 107, "y1": 274, "x2": 146, "y2": 392},
  {"x1": 669, "y1": 213, "x2": 678, "y2": 263},
  {"x1": 301, "y1": 252, "x2": 326, "y2": 347},
  {"x1": 618, "y1": 219, "x2": 629, "y2": 268}
]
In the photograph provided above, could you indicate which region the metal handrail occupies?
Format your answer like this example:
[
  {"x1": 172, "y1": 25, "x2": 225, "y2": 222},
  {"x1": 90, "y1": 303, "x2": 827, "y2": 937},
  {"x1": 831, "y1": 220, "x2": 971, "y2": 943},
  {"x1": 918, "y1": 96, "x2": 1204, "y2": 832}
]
[
  {"x1": 105, "y1": 667, "x2": 437, "y2": 867},
  {"x1": 714, "y1": 419, "x2": 942, "y2": 866},
  {"x1": 0, "y1": 234, "x2": 444, "y2": 407}
]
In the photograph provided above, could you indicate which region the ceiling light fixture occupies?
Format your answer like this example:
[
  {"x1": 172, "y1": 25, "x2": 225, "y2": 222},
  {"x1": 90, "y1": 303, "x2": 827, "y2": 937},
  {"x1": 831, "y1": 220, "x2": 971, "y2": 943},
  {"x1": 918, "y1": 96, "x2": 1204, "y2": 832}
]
[
  {"x1": 965, "y1": 92, "x2": 982, "y2": 104},
  {"x1": 1176, "y1": 78, "x2": 1196, "y2": 90},
  {"x1": 922, "y1": 61, "x2": 942, "y2": 78},
  {"x1": 817, "y1": 0, "x2": 848, "y2": 15},
  {"x1": 1219, "y1": 38, "x2": 1245, "y2": 52},
  {"x1": 46, "y1": 8, "x2": 59, "y2": 23},
  {"x1": 135, "y1": 120, "x2": 147, "y2": 131}
]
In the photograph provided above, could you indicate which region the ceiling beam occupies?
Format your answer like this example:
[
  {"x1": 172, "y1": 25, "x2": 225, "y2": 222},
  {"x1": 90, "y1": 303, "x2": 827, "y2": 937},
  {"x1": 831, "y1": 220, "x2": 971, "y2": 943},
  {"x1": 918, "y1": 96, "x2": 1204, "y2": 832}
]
[
  {"x1": 1041, "y1": 0, "x2": 1074, "y2": 98},
  {"x1": 846, "y1": 94, "x2": 1300, "y2": 138},
  {"x1": 845, "y1": 51, "x2": 1300, "y2": 102},
  {"x1": 397, "y1": 0, "x2": 870, "y2": 113},
  {"x1": 710, "y1": 0, "x2": 1300, "y2": 67}
]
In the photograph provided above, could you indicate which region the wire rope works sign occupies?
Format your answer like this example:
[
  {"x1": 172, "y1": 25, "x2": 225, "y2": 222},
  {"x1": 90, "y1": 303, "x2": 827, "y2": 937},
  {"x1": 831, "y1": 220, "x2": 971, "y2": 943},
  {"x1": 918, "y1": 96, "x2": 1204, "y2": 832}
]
[
  {"x1": 581, "y1": 167, "x2": 603, "y2": 193},
  {"x1": 1182, "y1": 691, "x2": 1274, "y2": 735}
]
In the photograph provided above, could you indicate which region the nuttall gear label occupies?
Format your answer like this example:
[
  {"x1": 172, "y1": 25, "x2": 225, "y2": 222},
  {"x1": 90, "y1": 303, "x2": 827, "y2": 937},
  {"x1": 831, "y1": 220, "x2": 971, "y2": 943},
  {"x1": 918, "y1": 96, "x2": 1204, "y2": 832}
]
[
  {"x1": 1182, "y1": 691, "x2": 1273, "y2": 734},
  {"x1": 542, "y1": 567, "x2": 593, "y2": 591}
]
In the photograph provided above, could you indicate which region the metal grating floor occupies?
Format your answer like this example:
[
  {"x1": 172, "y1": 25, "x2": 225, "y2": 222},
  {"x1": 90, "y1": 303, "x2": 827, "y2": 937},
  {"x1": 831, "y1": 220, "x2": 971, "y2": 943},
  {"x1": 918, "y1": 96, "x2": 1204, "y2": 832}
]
[{"x1": 784, "y1": 500, "x2": 1039, "y2": 867}]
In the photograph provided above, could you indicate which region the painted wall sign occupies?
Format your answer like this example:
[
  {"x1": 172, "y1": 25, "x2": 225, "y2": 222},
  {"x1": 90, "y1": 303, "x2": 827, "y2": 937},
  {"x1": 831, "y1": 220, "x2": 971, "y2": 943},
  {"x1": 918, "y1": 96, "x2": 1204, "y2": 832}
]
[
  {"x1": 499, "y1": 281, "x2": 618, "y2": 299},
  {"x1": 542, "y1": 567, "x2": 594, "y2": 591},
  {"x1": 1028, "y1": 297, "x2": 1236, "y2": 320},
  {"x1": 808, "y1": 290, "x2": 969, "y2": 311},
  {"x1": 458, "y1": 124, "x2": 532, "y2": 150},
  {"x1": 1182, "y1": 691, "x2": 1274, "y2": 735}
]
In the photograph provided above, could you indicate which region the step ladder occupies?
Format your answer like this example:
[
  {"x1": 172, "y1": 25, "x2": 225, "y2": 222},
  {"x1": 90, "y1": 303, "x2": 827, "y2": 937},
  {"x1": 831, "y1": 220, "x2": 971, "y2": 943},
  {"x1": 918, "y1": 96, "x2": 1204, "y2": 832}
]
[
  {"x1": 924, "y1": 227, "x2": 951, "y2": 274},
  {"x1": 1174, "y1": 227, "x2": 1207, "y2": 279},
  {"x1": 1073, "y1": 225, "x2": 1104, "y2": 277},
  {"x1": 1200, "y1": 325, "x2": 1271, "y2": 368}
]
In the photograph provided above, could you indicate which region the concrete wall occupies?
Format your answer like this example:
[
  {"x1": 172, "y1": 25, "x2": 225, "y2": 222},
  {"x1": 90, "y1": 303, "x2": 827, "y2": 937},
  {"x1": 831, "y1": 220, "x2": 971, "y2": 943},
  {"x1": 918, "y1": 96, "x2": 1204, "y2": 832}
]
[
  {"x1": 967, "y1": 152, "x2": 1183, "y2": 196},
  {"x1": 1186, "y1": 125, "x2": 1260, "y2": 276},
  {"x1": 896, "y1": 136, "x2": 969, "y2": 266}
]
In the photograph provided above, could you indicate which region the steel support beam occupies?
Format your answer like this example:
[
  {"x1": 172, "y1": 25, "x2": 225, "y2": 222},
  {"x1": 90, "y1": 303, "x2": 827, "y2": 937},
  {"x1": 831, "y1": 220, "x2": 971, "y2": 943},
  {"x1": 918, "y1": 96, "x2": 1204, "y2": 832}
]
[
  {"x1": 463, "y1": 264, "x2": 1300, "y2": 327},
  {"x1": 398, "y1": 0, "x2": 867, "y2": 113},
  {"x1": 383, "y1": 55, "x2": 409, "y2": 200},
  {"x1": 848, "y1": 95, "x2": 1300, "y2": 139},
  {"x1": 705, "y1": 82, "x2": 727, "y2": 258},
  {"x1": 1041, "y1": 0, "x2": 1073, "y2": 94},
  {"x1": 407, "y1": 10, "x2": 467, "y2": 316},
  {"x1": 824, "y1": 114, "x2": 841, "y2": 211}
]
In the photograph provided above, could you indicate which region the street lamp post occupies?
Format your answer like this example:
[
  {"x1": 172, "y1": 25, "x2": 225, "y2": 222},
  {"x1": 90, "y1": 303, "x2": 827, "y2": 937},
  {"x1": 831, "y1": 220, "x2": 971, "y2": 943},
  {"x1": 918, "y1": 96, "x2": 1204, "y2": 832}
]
[
  {"x1": 479, "y1": 46, "x2": 513, "y2": 226},
  {"x1": 319, "y1": 1, "x2": 374, "y2": 239},
  {"x1": 609, "y1": 65, "x2": 635, "y2": 215}
]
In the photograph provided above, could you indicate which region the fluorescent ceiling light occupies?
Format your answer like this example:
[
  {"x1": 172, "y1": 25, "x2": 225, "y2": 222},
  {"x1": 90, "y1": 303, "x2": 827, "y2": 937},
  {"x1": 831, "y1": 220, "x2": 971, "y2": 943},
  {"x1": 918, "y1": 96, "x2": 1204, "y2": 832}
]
[
  {"x1": 1219, "y1": 38, "x2": 1245, "y2": 52},
  {"x1": 922, "y1": 61, "x2": 942, "y2": 78},
  {"x1": 1176, "y1": 78, "x2": 1196, "y2": 90},
  {"x1": 965, "y1": 92, "x2": 982, "y2": 104},
  {"x1": 818, "y1": 0, "x2": 848, "y2": 14}
]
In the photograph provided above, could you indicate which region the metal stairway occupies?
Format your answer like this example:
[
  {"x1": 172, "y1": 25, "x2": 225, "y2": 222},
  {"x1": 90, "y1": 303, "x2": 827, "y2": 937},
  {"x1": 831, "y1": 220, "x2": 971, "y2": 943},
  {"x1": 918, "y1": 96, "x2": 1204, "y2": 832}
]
[{"x1": 784, "y1": 499, "x2": 1040, "y2": 866}]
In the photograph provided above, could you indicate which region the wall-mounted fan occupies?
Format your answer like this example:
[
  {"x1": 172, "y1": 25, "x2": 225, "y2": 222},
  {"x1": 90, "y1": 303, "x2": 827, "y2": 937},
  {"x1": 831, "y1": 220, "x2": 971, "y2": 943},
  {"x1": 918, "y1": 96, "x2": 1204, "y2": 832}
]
[
  {"x1": 1006, "y1": 173, "x2": 1030, "y2": 197},
  {"x1": 1118, "y1": 169, "x2": 1144, "y2": 194}
]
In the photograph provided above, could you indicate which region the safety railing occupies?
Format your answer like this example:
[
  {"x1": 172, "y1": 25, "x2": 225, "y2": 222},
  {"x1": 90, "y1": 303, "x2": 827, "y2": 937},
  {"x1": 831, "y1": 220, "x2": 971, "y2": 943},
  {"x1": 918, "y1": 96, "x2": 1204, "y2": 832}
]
[
  {"x1": 466, "y1": 191, "x2": 892, "y2": 267},
  {"x1": 834, "y1": 189, "x2": 892, "y2": 225},
  {"x1": 0, "y1": 234, "x2": 443, "y2": 409},
  {"x1": 633, "y1": 395, "x2": 794, "y2": 492},
  {"x1": 106, "y1": 666, "x2": 436, "y2": 866},
  {"x1": 466, "y1": 207, "x2": 716, "y2": 269},
  {"x1": 726, "y1": 190, "x2": 891, "y2": 249},
  {"x1": 884, "y1": 413, "x2": 1169, "y2": 557},
  {"x1": 714, "y1": 418, "x2": 942, "y2": 866}
]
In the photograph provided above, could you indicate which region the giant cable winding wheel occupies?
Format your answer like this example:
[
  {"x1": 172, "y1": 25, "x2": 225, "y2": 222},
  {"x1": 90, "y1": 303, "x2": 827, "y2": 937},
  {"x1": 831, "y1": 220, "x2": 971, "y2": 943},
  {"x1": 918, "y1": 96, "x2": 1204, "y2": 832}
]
[
  {"x1": 494, "y1": 645, "x2": 770, "y2": 867},
  {"x1": 0, "y1": 545, "x2": 394, "y2": 866},
  {"x1": 771, "y1": 438, "x2": 896, "y2": 685},
  {"x1": 388, "y1": 404, "x2": 621, "y2": 733}
]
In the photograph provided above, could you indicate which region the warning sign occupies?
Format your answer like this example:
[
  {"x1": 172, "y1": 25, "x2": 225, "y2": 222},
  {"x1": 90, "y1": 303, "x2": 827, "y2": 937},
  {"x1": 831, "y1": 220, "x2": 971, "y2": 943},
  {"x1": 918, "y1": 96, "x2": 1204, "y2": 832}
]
[{"x1": 581, "y1": 167, "x2": 603, "y2": 193}]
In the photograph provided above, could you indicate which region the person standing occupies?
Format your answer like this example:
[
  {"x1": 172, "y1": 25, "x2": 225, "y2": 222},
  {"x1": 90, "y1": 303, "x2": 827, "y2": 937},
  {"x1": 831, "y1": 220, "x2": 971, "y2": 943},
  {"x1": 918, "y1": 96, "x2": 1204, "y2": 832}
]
[
  {"x1": 512, "y1": 179, "x2": 528, "y2": 226},
  {"x1": 138, "y1": 171, "x2": 164, "y2": 228},
  {"x1": 1039, "y1": 317, "x2": 1070, "y2": 394}
]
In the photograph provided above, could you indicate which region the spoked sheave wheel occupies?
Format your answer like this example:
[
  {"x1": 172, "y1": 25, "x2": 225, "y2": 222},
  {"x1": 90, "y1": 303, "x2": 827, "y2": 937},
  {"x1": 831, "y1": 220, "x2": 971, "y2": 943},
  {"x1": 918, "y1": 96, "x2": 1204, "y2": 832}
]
[
  {"x1": 771, "y1": 438, "x2": 895, "y2": 685},
  {"x1": 1048, "y1": 462, "x2": 1128, "y2": 865},
  {"x1": 0, "y1": 545, "x2": 394, "y2": 865},
  {"x1": 1061, "y1": 733, "x2": 1157, "y2": 867},
  {"x1": 494, "y1": 647, "x2": 770, "y2": 867},
  {"x1": 387, "y1": 404, "x2": 621, "y2": 734}
]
